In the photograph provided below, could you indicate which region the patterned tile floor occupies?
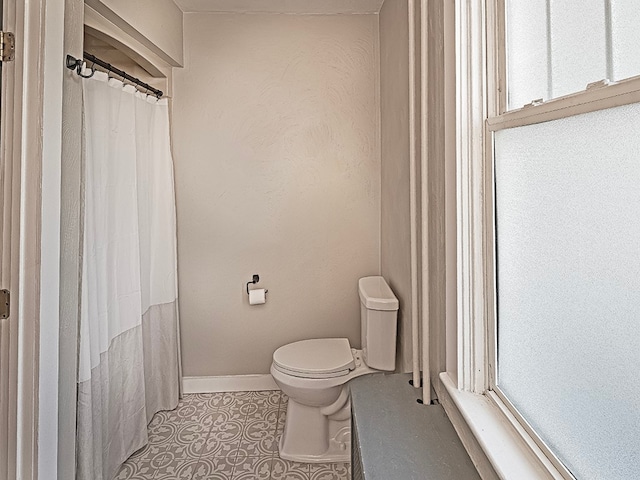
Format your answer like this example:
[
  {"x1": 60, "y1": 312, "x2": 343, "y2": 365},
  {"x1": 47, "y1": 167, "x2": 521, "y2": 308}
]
[{"x1": 114, "y1": 390, "x2": 351, "y2": 480}]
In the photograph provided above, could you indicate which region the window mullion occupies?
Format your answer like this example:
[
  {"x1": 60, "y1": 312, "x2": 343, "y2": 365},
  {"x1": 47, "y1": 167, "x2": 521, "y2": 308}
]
[
  {"x1": 545, "y1": 0, "x2": 552, "y2": 100},
  {"x1": 605, "y1": 0, "x2": 613, "y2": 81}
]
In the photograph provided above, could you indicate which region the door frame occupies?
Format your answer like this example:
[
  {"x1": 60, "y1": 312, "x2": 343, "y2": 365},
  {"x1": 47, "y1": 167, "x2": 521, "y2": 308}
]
[
  {"x1": 1, "y1": 0, "x2": 20, "y2": 476},
  {"x1": 1, "y1": 0, "x2": 66, "y2": 477}
]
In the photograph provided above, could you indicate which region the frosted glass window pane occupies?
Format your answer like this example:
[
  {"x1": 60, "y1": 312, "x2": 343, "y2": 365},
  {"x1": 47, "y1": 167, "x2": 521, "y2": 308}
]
[
  {"x1": 505, "y1": 0, "x2": 549, "y2": 109},
  {"x1": 495, "y1": 103, "x2": 640, "y2": 478},
  {"x1": 549, "y1": 0, "x2": 607, "y2": 99},
  {"x1": 611, "y1": 0, "x2": 640, "y2": 81}
]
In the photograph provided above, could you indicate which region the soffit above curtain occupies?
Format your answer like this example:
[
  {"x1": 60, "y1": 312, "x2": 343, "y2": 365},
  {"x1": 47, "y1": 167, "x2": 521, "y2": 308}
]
[{"x1": 174, "y1": 0, "x2": 385, "y2": 15}]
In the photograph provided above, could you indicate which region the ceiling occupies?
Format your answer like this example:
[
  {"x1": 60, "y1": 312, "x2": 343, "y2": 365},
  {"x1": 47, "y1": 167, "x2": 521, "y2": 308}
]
[{"x1": 174, "y1": 0, "x2": 385, "y2": 14}]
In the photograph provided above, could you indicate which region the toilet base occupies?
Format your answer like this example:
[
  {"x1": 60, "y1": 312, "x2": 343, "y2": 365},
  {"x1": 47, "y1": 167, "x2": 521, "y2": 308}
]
[
  {"x1": 278, "y1": 423, "x2": 351, "y2": 463},
  {"x1": 278, "y1": 398, "x2": 351, "y2": 463}
]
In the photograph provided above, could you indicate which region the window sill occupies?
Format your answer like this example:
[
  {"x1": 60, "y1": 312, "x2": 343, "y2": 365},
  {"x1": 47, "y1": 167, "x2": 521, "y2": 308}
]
[{"x1": 438, "y1": 372, "x2": 568, "y2": 480}]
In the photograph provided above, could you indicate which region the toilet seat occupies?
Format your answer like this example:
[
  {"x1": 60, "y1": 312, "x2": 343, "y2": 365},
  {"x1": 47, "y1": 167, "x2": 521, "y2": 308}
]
[{"x1": 272, "y1": 338, "x2": 355, "y2": 379}]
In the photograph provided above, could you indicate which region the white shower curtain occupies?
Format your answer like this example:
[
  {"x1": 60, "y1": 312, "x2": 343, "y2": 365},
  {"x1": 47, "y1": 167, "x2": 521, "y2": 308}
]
[{"x1": 77, "y1": 71, "x2": 181, "y2": 480}]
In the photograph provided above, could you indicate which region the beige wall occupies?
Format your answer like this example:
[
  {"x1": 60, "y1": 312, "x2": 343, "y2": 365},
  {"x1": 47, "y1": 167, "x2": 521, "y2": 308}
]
[
  {"x1": 85, "y1": 0, "x2": 183, "y2": 66},
  {"x1": 173, "y1": 13, "x2": 380, "y2": 377},
  {"x1": 379, "y1": 0, "x2": 413, "y2": 373},
  {"x1": 425, "y1": 0, "x2": 448, "y2": 388}
]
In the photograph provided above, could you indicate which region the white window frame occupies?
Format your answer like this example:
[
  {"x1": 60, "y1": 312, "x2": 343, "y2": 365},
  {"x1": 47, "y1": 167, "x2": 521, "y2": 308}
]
[{"x1": 447, "y1": 0, "x2": 640, "y2": 478}]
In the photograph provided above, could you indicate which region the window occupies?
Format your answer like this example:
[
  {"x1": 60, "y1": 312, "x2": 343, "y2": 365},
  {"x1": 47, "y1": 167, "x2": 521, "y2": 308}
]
[
  {"x1": 488, "y1": 1, "x2": 640, "y2": 478},
  {"x1": 505, "y1": 0, "x2": 640, "y2": 109}
]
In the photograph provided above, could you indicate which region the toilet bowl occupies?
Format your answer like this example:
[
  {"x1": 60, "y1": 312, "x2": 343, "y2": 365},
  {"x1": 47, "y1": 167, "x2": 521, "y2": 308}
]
[{"x1": 270, "y1": 276, "x2": 399, "y2": 463}]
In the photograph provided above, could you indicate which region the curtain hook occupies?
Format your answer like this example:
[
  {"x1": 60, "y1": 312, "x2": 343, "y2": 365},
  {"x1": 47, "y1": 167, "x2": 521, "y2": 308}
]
[
  {"x1": 78, "y1": 64, "x2": 95, "y2": 79},
  {"x1": 78, "y1": 58, "x2": 95, "y2": 79},
  {"x1": 66, "y1": 55, "x2": 94, "y2": 79}
]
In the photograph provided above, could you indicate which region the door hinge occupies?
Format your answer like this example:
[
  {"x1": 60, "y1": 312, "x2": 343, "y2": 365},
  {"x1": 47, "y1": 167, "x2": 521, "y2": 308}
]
[
  {"x1": 0, "y1": 290, "x2": 9, "y2": 319},
  {"x1": 0, "y1": 32, "x2": 15, "y2": 62}
]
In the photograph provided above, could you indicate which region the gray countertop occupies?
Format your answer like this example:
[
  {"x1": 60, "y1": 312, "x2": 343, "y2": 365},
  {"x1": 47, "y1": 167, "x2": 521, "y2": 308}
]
[{"x1": 350, "y1": 373, "x2": 481, "y2": 480}]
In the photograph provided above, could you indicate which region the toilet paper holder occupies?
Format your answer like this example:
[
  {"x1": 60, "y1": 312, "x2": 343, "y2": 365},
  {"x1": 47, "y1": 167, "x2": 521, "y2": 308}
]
[{"x1": 246, "y1": 274, "x2": 268, "y2": 295}]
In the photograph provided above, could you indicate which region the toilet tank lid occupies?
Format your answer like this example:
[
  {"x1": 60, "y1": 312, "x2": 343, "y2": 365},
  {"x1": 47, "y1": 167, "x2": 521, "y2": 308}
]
[
  {"x1": 273, "y1": 338, "x2": 355, "y2": 376},
  {"x1": 358, "y1": 276, "x2": 399, "y2": 311}
]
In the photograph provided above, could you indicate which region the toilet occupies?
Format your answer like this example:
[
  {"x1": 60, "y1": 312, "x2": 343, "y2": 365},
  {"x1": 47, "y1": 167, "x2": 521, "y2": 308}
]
[{"x1": 270, "y1": 276, "x2": 399, "y2": 463}]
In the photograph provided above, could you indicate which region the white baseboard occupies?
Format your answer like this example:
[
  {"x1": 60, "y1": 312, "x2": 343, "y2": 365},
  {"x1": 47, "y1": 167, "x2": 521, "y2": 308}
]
[{"x1": 182, "y1": 374, "x2": 279, "y2": 394}]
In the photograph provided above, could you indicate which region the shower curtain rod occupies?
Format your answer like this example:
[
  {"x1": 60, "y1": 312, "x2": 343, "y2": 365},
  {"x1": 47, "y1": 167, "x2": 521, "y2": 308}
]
[{"x1": 66, "y1": 52, "x2": 164, "y2": 98}]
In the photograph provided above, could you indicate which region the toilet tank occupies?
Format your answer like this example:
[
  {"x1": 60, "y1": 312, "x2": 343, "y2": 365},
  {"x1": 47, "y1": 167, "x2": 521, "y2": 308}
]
[{"x1": 358, "y1": 276, "x2": 399, "y2": 371}]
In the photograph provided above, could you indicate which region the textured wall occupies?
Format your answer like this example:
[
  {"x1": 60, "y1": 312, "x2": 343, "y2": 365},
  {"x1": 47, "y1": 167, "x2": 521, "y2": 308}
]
[
  {"x1": 424, "y1": 0, "x2": 447, "y2": 390},
  {"x1": 173, "y1": 13, "x2": 380, "y2": 377},
  {"x1": 380, "y1": 0, "x2": 413, "y2": 373}
]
